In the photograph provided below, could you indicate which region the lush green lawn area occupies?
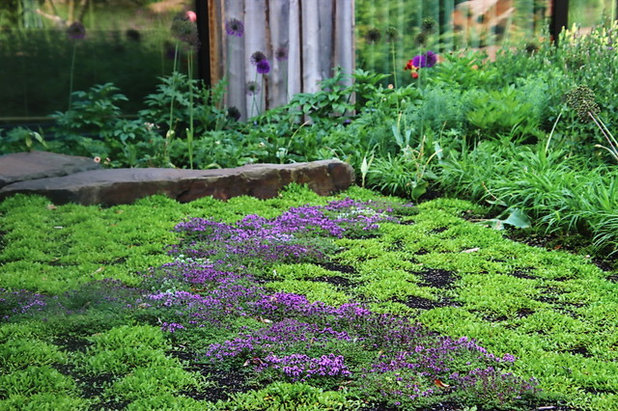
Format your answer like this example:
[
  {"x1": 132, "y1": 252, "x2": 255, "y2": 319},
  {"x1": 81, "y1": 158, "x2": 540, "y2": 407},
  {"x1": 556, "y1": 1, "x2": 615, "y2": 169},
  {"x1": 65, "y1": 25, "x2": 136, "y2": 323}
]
[{"x1": 1, "y1": 186, "x2": 616, "y2": 410}]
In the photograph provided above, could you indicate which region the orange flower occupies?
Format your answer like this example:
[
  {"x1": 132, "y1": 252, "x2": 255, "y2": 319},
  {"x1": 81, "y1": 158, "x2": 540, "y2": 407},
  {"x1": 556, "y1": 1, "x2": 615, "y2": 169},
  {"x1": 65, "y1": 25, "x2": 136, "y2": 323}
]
[{"x1": 411, "y1": 71, "x2": 419, "y2": 79}]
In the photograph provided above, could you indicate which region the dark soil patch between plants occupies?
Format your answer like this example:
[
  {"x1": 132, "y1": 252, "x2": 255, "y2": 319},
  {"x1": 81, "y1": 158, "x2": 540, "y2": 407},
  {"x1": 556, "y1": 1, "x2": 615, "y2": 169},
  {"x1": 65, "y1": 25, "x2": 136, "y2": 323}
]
[
  {"x1": 54, "y1": 334, "x2": 92, "y2": 353},
  {"x1": 393, "y1": 295, "x2": 458, "y2": 310},
  {"x1": 509, "y1": 268, "x2": 537, "y2": 279},
  {"x1": 185, "y1": 362, "x2": 251, "y2": 402},
  {"x1": 309, "y1": 275, "x2": 354, "y2": 288},
  {"x1": 415, "y1": 268, "x2": 458, "y2": 288},
  {"x1": 566, "y1": 346, "x2": 592, "y2": 358},
  {"x1": 53, "y1": 363, "x2": 116, "y2": 400},
  {"x1": 517, "y1": 307, "x2": 535, "y2": 318}
]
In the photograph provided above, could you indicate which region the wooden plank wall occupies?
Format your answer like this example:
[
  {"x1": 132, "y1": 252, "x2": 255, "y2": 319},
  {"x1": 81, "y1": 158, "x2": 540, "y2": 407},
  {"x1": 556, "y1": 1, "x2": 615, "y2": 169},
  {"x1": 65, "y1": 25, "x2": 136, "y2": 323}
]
[{"x1": 210, "y1": 0, "x2": 354, "y2": 120}]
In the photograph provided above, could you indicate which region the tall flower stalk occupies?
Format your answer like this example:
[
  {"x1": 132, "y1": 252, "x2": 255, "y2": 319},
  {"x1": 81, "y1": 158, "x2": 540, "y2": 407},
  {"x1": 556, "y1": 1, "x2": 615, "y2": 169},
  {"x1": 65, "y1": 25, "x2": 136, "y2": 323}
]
[
  {"x1": 225, "y1": 18, "x2": 245, "y2": 119},
  {"x1": 275, "y1": 46, "x2": 289, "y2": 100},
  {"x1": 66, "y1": 21, "x2": 86, "y2": 109},
  {"x1": 169, "y1": 10, "x2": 199, "y2": 168},
  {"x1": 249, "y1": 51, "x2": 271, "y2": 117},
  {"x1": 565, "y1": 85, "x2": 618, "y2": 162}
]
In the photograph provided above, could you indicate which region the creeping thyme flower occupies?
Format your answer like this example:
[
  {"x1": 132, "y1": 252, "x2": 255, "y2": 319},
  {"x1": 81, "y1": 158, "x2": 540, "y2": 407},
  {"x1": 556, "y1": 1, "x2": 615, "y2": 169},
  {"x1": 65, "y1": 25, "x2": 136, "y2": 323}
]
[
  {"x1": 256, "y1": 59, "x2": 271, "y2": 74},
  {"x1": 565, "y1": 85, "x2": 600, "y2": 121},
  {"x1": 66, "y1": 21, "x2": 86, "y2": 40},
  {"x1": 246, "y1": 81, "x2": 261, "y2": 96},
  {"x1": 275, "y1": 46, "x2": 288, "y2": 61},
  {"x1": 366, "y1": 28, "x2": 381, "y2": 44},
  {"x1": 250, "y1": 51, "x2": 267, "y2": 65},
  {"x1": 225, "y1": 18, "x2": 244, "y2": 37}
]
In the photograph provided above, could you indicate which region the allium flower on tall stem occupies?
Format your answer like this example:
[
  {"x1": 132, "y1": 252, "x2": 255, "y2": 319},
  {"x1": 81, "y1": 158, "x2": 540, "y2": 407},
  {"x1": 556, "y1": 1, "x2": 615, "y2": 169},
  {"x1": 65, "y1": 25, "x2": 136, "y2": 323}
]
[
  {"x1": 246, "y1": 81, "x2": 261, "y2": 96},
  {"x1": 275, "y1": 46, "x2": 289, "y2": 100},
  {"x1": 225, "y1": 18, "x2": 244, "y2": 37},
  {"x1": 66, "y1": 21, "x2": 86, "y2": 40},
  {"x1": 256, "y1": 59, "x2": 271, "y2": 75},
  {"x1": 167, "y1": 10, "x2": 199, "y2": 168},
  {"x1": 250, "y1": 51, "x2": 267, "y2": 65},
  {"x1": 385, "y1": 26, "x2": 400, "y2": 91},
  {"x1": 66, "y1": 21, "x2": 86, "y2": 109},
  {"x1": 248, "y1": 50, "x2": 270, "y2": 116},
  {"x1": 275, "y1": 47, "x2": 288, "y2": 61}
]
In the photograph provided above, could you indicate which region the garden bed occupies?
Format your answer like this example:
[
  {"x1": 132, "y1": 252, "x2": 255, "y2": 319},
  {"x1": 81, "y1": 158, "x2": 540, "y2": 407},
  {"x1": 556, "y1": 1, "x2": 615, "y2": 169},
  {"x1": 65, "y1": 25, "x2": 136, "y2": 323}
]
[{"x1": 1, "y1": 185, "x2": 615, "y2": 409}]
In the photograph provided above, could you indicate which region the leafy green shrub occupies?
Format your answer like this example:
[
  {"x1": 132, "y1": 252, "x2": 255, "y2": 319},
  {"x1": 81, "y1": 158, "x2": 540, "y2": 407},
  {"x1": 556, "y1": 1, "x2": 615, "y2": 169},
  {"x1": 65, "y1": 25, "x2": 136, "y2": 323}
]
[
  {"x1": 0, "y1": 366, "x2": 77, "y2": 398},
  {"x1": 0, "y1": 127, "x2": 47, "y2": 154},
  {"x1": 0, "y1": 338, "x2": 66, "y2": 373},
  {"x1": 105, "y1": 365, "x2": 202, "y2": 401},
  {"x1": 0, "y1": 393, "x2": 89, "y2": 411},
  {"x1": 126, "y1": 393, "x2": 207, "y2": 411},
  {"x1": 215, "y1": 381, "x2": 360, "y2": 410},
  {"x1": 462, "y1": 85, "x2": 541, "y2": 139},
  {"x1": 82, "y1": 325, "x2": 176, "y2": 375}
]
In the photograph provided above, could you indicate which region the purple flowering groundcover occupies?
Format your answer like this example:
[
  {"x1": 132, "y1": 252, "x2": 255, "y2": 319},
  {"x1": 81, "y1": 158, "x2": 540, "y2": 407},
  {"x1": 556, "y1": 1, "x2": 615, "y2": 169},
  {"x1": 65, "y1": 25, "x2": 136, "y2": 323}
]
[{"x1": 1, "y1": 198, "x2": 544, "y2": 409}]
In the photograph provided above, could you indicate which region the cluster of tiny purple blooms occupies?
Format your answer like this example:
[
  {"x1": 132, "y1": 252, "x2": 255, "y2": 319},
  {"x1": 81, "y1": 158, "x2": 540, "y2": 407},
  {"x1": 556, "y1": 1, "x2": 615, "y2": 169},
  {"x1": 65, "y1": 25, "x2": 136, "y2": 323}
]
[{"x1": 142, "y1": 199, "x2": 539, "y2": 407}]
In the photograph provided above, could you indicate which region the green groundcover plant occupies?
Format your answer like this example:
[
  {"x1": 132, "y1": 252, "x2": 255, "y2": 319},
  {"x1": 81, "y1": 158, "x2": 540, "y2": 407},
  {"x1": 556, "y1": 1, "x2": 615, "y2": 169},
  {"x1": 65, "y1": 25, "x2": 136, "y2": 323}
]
[{"x1": 0, "y1": 185, "x2": 616, "y2": 409}]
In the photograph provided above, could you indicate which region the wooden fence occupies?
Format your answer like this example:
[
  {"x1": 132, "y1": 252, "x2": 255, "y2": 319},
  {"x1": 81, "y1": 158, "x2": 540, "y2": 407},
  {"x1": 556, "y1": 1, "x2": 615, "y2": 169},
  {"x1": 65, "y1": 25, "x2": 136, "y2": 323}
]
[{"x1": 207, "y1": 0, "x2": 355, "y2": 120}]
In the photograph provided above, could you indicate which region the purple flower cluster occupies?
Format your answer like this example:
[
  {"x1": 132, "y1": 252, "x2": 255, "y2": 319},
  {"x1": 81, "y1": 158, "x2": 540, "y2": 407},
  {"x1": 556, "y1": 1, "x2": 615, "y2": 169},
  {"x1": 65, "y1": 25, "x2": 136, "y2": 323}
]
[
  {"x1": 0, "y1": 288, "x2": 48, "y2": 320},
  {"x1": 156, "y1": 260, "x2": 242, "y2": 285},
  {"x1": 169, "y1": 199, "x2": 398, "y2": 265},
  {"x1": 161, "y1": 322, "x2": 185, "y2": 333},
  {"x1": 205, "y1": 318, "x2": 351, "y2": 361},
  {"x1": 262, "y1": 353, "x2": 351, "y2": 381},
  {"x1": 225, "y1": 18, "x2": 244, "y2": 37},
  {"x1": 412, "y1": 50, "x2": 438, "y2": 68},
  {"x1": 250, "y1": 51, "x2": 271, "y2": 74},
  {"x1": 142, "y1": 198, "x2": 539, "y2": 406},
  {"x1": 142, "y1": 278, "x2": 261, "y2": 327},
  {"x1": 252, "y1": 292, "x2": 371, "y2": 322}
]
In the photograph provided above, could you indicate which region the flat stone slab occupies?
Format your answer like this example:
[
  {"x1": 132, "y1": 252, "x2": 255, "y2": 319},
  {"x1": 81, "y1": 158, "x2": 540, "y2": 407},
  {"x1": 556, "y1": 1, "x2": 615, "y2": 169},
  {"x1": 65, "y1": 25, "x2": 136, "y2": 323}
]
[
  {"x1": 0, "y1": 151, "x2": 100, "y2": 189},
  {"x1": 0, "y1": 160, "x2": 355, "y2": 206}
]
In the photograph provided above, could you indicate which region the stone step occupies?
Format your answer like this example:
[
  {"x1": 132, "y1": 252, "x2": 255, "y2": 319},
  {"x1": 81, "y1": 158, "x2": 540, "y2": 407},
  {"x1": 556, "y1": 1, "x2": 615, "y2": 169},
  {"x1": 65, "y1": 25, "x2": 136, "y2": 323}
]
[
  {"x1": 0, "y1": 151, "x2": 100, "y2": 189},
  {"x1": 0, "y1": 155, "x2": 355, "y2": 206}
]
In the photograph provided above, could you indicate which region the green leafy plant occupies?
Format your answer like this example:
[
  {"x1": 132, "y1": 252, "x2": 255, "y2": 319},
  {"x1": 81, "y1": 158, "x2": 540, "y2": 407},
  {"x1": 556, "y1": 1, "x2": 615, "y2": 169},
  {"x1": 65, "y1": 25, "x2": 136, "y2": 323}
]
[
  {"x1": 0, "y1": 127, "x2": 47, "y2": 153},
  {"x1": 288, "y1": 67, "x2": 354, "y2": 126},
  {"x1": 463, "y1": 85, "x2": 541, "y2": 140},
  {"x1": 369, "y1": 132, "x2": 442, "y2": 201},
  {"x1": 216, "y1": 381, "x2": 360, "y2": 410}
]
